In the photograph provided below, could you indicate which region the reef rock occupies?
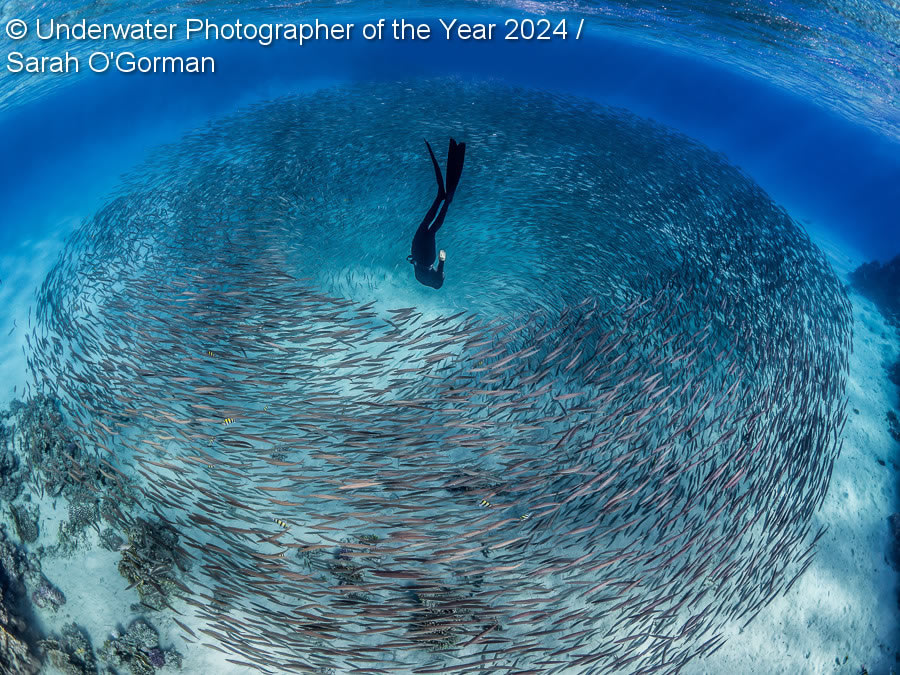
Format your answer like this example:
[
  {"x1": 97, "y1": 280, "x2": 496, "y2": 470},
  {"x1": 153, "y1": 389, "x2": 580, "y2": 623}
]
[
  {"x1": 39, "y1": 622, "x2": 97, "y2": 675},
  {"x1": 9, "y1": 503, "x2": 39, "y2": 544},
  {"x1": 98, "y1": 619, "x2": 182, "y2": 674},
  {"x1": 55, "y1": 494, "x2": 101, "y2": 557},
  {"x1": 117, "y1": 518, "x2": 187, "y2": 611},
  {"x1": 10, "y1": 395, "x2": 73, "y2": 498},
  {"x1": 4, "y1": 396, "x2": 129, "y2": 506},
  {"x1": 889, "y1": 513, "x2": 900, "y2": 571},
  {"x1": 851, "y1": 254, "x2": 900, "y2": 325},
  {"x1": 888, "y1": 360, "x2": 900, "y2": 389},
  {"x1": 98, "y1": 528, "x2": 125, "y2": 553},
  {"x1": 0, "y1": 616, "x2": 39, "y2": 675},
  {"x1": 0, "y1": 540, "x2": 40, "y2": 673},
  {"x1": 0, "y1": 450, "x2": 22, "y2": 504},
  {"x1": 888, "y1": 411, "x2": 900, "y2": 443},
  {"x1": 0, "y1": 522, "x2": 66, "y2": 620},
  {"x1": 0, "y1": 413, "x2": 24, "y2": 503},
  {"x1": 2, "y1": 396, "x2": 135, "y2": 559},
  {"x1": 0, "y1": 524, "x2": 41, "y2": 590},
  {"x1": 31, "y1": 575, "x2": 66, "y2": 612}
]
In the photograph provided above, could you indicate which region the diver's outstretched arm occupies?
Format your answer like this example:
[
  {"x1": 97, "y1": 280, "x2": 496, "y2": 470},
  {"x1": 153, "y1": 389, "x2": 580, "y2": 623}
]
[{"x1": 415, "y1": 140, "x2": 447, "y2": 233}]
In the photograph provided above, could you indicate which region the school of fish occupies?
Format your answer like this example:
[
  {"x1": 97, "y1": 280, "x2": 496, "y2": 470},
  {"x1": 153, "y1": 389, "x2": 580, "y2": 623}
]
[{"x1": 24, "y1": 80, "x2": 853, "y2": 674}]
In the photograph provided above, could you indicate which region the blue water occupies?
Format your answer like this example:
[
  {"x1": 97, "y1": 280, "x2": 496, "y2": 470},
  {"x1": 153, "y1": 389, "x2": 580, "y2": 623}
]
[{"x1": 1, "y1": 10, "x2": 898, "y2": 261}]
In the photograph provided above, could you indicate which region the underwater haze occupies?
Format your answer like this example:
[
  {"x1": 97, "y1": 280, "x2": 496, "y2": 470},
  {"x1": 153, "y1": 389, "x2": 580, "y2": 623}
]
[{"x1": 0, "y1": 1, "x2": 898, "y2": 675}]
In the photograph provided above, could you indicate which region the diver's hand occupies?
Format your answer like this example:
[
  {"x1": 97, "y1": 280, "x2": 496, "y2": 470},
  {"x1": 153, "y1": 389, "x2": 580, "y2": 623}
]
[{"x1": 439, "y1": 250, "x2": 446, "y2": 262}]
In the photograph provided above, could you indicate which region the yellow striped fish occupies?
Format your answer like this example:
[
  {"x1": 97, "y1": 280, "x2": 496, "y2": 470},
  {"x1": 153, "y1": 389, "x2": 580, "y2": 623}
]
[
  {"x1": 480, "y1": 499, "x2": 492, "y2": 507},
  {"x1": 274, "y1": 518, "x2": 289, "y2": 529},
  {"x1": 222, "y1": 418, "x2": 235, "y2": 425}
]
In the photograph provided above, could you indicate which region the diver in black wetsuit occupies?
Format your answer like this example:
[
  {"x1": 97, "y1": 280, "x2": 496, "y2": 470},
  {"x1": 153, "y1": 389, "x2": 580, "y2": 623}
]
[{"x1": 408, "y1": 138, "x2": 466, "y2": 289}]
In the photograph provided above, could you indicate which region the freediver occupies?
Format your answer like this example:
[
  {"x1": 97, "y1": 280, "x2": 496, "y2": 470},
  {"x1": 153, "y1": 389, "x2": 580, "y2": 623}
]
[{"x1": 408, "y1": 137, "x2": 466, "y2": 289}]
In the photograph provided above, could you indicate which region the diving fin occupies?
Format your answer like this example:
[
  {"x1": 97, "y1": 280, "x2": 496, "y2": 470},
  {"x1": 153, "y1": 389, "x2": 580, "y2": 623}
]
[
  {"x1": 444, "y1": 138, "x2": 466, "y2": 202},
  {"x1": 425, "y1": 139, "x2": 446, "y2": 198}
]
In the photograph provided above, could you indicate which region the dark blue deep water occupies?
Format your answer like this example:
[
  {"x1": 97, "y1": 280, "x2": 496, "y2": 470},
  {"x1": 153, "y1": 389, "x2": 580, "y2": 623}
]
[{"x1": 1, "y1": 6, "x2": 898, "y2": 259}]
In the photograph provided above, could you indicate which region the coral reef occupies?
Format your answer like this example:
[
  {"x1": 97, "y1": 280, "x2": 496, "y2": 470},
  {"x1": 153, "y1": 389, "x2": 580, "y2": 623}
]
[
  {"x1": 0, "y1": 521, "x2": 66, "y2": 619},
  {"x1": 2, "y1": 396, "x2": 135, "y2": 557},
  {"x1": 0, "y1": 588, "x2": 39, "y2": 674},
  {"x1": 68, "y1": 495, "x2": 100, "y2": 532},
  {"x1": 55, "y1": 494, "x2": 102, "y2": 556},
  {"x1": 889, "y1": 360, "x2": 900, "y2": 389},
  {"x1": 4, "y1": 395, "x2": 130, "y2": 501},
  {"x1": 407, "y1": 587, "x2": 480, "y2": 652},
  {"x1": 443, "y1": 470, "x2": 505, "y2": 495},
  {"x1": 31, "y1": 575, "x2": 66, "y2": 613},
  {"x1": 887, "y1": 410, "x2": 900, "y2": 443},
  {"x1": 9, "y1": 395, "x2": 75, "y2": 498},
  {"x1": 39, "y1": 623, "x2": 97, "y2": 675},
  {"x1": 98, "y1": 528, "x2": 125, "y2": 553},
  {"x1": 0, "y1": 416, "x2": 23, "y2": 502},
  {"x1": 0, "y1": 526, "x2": 40, "y2": 673},
  {"x1": 97, "y1": 619, "x2": 182, "y2": 674},
  {"x1": 850, "y1": 254, "x2": 900, "y2": 325},
  {"x1": 117, "y1": 519, "x2": 187, "y2": 611},
  {"x1": 297, "y1": 535, "x2": 387, "y2": 606},
  {"x1": 329, "y1": 550, "x2": 364, "y2": 586},
  {"x1": 8, "y1": 503, "x2": 39, "y2": 544},
  {"x1": 0, "y1": 524, "x2": 42, "y2": 594},
  {"x1": 889, "y1": 513, "x2": 900, "y2": 571}
]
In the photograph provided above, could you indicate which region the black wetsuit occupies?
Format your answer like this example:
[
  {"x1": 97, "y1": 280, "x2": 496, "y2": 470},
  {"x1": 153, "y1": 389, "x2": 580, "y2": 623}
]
[{"x1": 409, "y1": 138, "x2": 466, "y2": 289}]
